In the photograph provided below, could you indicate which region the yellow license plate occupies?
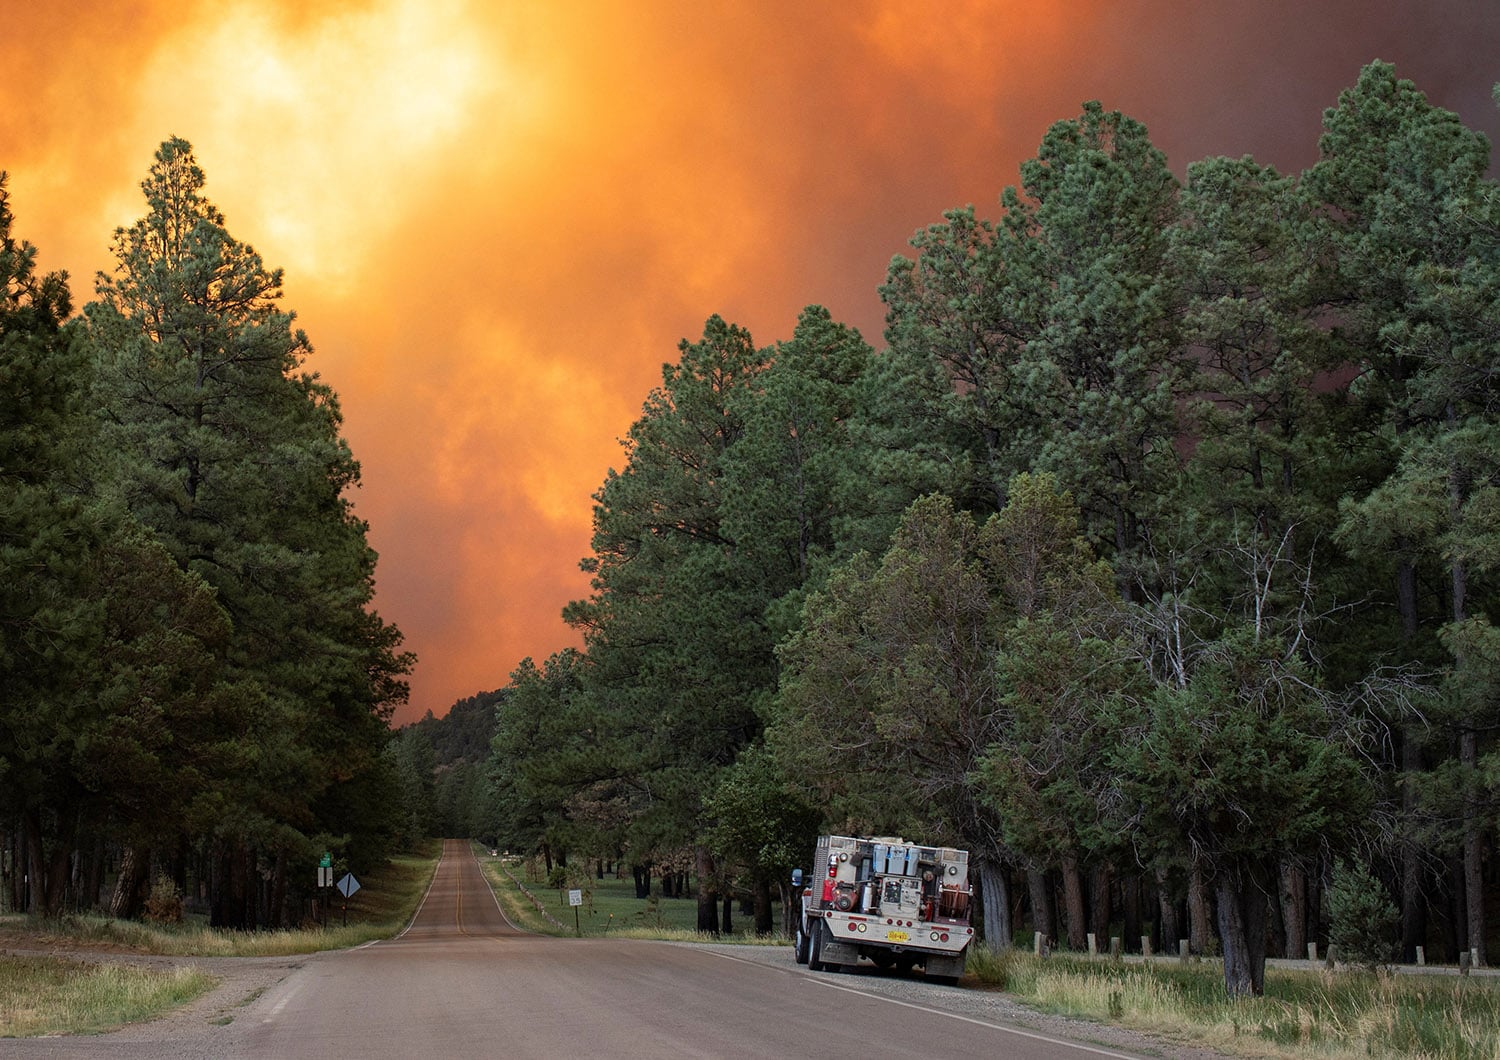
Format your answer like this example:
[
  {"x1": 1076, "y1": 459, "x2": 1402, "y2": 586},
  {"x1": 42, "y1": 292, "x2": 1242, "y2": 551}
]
[{"x1": 887, "y1": 930, "x2": 909, "y2": 942}]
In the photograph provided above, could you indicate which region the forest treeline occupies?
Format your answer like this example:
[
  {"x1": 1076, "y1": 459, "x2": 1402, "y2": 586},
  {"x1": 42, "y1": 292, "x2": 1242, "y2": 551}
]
[
  {"x1": 0, "y1": 140, "x2": 412, "y2": 928},
  {"x1": 390, "y1": 693, "x2": 500, "y2": 845},
  {"x1": 482, "y1": 63, "x2": 1500, "y2": 997}
]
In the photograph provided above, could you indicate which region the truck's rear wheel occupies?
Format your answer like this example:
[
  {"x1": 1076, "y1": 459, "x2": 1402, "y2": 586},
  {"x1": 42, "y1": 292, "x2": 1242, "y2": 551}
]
[
  {"x1": 793, "y1": 923, "x2": 810, "y2": 965},
  {"x1": 808, "y1": 922, "x2": 827, "y2": 972}
]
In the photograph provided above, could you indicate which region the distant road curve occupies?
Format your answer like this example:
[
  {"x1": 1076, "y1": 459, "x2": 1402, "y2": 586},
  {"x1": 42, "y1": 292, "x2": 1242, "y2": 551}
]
[{"x1": 14, "y1": 839, "x2": 1171, "y2": 1059}]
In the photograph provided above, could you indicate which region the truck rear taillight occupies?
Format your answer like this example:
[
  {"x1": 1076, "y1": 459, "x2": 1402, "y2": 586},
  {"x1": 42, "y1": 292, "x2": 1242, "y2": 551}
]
[{"x1": 929, "y1": 931, "x2": 949, "y2": 942}]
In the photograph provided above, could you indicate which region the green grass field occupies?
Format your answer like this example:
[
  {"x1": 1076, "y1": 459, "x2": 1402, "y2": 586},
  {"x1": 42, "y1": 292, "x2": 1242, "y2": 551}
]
[{"x1": 477, "y1": 850, "x2": 784, "y2": 944}]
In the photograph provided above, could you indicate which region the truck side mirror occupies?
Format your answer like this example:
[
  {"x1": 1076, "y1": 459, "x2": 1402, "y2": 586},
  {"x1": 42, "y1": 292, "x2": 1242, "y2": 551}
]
[{"x1": 791, "y1": 868, "x2": 803, "y2": 887}]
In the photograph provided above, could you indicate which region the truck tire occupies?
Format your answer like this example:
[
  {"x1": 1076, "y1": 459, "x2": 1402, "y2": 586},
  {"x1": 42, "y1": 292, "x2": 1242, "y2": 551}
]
[
  {"x1": 793, "y1": 922, "x2": 810, "y2": 965},
  {"x1": 808, "y1": 922, "x2": 827, "y2": 972}
]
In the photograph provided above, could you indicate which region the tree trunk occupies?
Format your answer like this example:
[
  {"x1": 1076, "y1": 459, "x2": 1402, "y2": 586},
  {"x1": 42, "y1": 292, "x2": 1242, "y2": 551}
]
[
  {"x1": 977, "y1": 857, "x2": 1012, "y2": 952},
  {"x1": 1089, "y1": 863, "x2": 1113, "y2": 946},
  {"x1": 1278, "y1": 860, "x2": 1306, "y2": 959},
  {"x1": 1123, "y1": 875, "x2": 1141, "y2": 951},
  {"x1": 110, "y1": 845, "x2": 151, "y2": 920},
  {"x1": 171, "y1": 837, "x2": 189, "y2": 898},
  {"x1": 1188, "y1": 859, "x2": 1213, "y2": 955},
  {"x1": 1155, "y1": 869, "x2": 1180, "y2": 953},
  {"x1": 721, "y1": 893, "x2": 733, "y2": 935},
  {"x1": 632, "y1": 863, "x2": 651, "y2": 899},
  {"x1": 7, "y1": 825, "x2": 23, "y2": 913},
  {"x1": 22, "y1": 810, "x2": 44, "y2": 916},
  {"x1": 1027, "y1": 868, "x2": 1055, "y2": 947},
  {"x1": 695, "y1": 846, "x2": 719, "y2": 936},
  {"x1": 1061, "y1": 856, "x2": 1087, "y2": 950},
  {"x1": 1463, "y1": 732, "x2": 1485, "y2": 965},
  {"x1": 211, "y1": 840, "x2": 253, "y2": 930},
  {"x1": 269, "y1": 849, "x2": 288, "y2": 928},
  {"x1": 82, "y1": 835, "x2": 105, "y2": 911},
  {"x1": 1396, "y1": 557, "x2": 1428, "y2": 963},
  {"x1": 23, "y1": 808, "x2": 72, "y2": 918},
  {"x1": 1216, "y1": 866, "x2": 1269, "y2": 998},
  {"x1": 1448, "y1": 853, "x2": 1467, "y2": 960},
  {"x1": 753, "y1": 876, "x2": 774, "y2": 936},
  {"x1": 1451, "y1": 453, "x2": 1483, "y2": 966},
  {"x1": 1399, "y1": 774, "x2": 1428, "y2": 962},
  {"x1": 45, "y1": 832, "x2": 71, "y2": 917}
]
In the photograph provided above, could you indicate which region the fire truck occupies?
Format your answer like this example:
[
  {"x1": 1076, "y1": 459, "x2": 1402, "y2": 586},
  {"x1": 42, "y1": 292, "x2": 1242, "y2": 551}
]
[{"x1": 792, "y1": 835, "x2": 973, "y2": 984}]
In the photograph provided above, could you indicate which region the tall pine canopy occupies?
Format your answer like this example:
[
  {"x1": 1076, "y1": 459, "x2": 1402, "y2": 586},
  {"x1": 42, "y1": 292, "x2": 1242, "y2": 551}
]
[{"x1": 82, "y1": 139, "x2": 412, "y2": 926}]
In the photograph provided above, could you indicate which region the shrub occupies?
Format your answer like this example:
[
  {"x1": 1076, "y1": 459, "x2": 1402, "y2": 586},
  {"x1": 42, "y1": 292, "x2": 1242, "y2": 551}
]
[
  {"x1": 1328, "y1": 858, "x2": 1397, "y2": 969},
  {"x1": 142, "y1": 875, "x2": 183, "y2": 925}
]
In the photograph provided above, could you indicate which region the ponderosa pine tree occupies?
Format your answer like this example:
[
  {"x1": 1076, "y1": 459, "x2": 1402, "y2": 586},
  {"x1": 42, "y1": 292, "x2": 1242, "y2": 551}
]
[
  {"x1": 1012, "y1": 102, "x2": 1184, "y2": 599},
  {"x1": 565, "y1": 315, "x2": 770, "y2": 933},
  {"x1": 972, "y1": 473, "x2": 1130, "y2": 953},
  {"x1": 87, "y1": 139, "x2": 410, "y2": 927},
  {"x1": 1313, "y1": 62, "x2": 1500, "y2": 963},
  {"x1": 721, "y1": 305, "x2": 872, "y2": 627},
  {"x1": 0, "y1": 173, "x2": 240, "y2": 916},
  {"x1": 0, "y1": 172, "x2": 105, "y2": 915},
  {"x1": 880, "y1": 206, "x2": 1044, "y2": 512},
  {"x1": 490, "y1": 651, "x2": 620, "y2": 869},
  {"x1": 1159, "y1": 152, "x2": 1351, "y2": 958}
]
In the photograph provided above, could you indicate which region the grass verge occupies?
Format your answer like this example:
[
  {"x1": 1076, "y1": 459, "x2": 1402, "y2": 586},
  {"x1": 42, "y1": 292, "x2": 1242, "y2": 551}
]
[
  {"x1": 476, "y1": 850, "x2": 784, "y2": 945},
  {"x1": 0, "y1": 954, "x2": 215, "y2": 1038},
  {"x1": 965, "y1": 948, "x2": 1500, "y2": 1060},
  {"x1": 0, "y1": 841, "x2": 442, "y2": 958}
]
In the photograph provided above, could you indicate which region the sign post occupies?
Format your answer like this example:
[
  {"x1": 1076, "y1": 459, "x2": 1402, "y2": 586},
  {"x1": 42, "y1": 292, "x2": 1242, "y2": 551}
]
[
  {"x1": 568, "y1": 888, "x2": 583, "y2": 936},
  {"x1": 338, "y1": 872, "x2": 361, "y2": 927},
  {"x1": 318, "y1": 853, "x2": 333, "y2": 927}
]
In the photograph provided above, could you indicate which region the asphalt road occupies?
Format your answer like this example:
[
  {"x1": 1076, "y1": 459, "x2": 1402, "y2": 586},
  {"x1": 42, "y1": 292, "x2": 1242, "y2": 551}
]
[{"x1": 15, "y1": 840, "x2": 1160, "y2": 1059}]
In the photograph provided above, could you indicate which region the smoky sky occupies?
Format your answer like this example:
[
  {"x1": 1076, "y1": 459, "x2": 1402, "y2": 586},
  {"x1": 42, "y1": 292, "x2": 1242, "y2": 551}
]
[{"x1": 4, "y1": 0, "x2": 1497, "y2": 723}]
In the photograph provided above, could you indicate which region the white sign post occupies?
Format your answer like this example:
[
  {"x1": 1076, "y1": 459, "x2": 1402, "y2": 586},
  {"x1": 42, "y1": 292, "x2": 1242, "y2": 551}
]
[
  {"x1": 568, "y1": 888, "x2": 583, "y2": 936},
  {"x1": 318, "y1": 853, "x2": 334, "y2": 928}
]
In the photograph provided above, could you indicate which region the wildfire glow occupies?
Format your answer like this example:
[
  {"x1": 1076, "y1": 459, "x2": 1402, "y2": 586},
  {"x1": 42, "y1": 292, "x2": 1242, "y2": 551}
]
[{"x1": 3, "y1": 0, "x2": 1495, "y2": 722}]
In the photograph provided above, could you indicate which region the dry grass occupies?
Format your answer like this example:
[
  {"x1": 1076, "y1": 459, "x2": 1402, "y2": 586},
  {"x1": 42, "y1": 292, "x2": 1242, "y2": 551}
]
[
  {"x1": 966, "y1": 949, "x2": 1500, "y2": 1060},
  {"x1": 0, "y1": 844, "x2": 441, "y2": 959},
  {"x1": 0, "y1": 954, "x2": 215, "y2": 1038}
]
